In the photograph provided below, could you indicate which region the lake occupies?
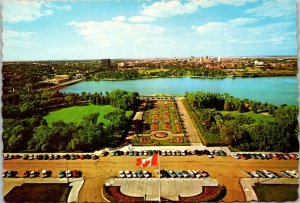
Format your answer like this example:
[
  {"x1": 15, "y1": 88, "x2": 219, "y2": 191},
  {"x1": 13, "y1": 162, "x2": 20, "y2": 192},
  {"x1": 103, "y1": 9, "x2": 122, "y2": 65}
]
[{"x1": 60, "y1": 77, "x2": 298, "y2": 105}]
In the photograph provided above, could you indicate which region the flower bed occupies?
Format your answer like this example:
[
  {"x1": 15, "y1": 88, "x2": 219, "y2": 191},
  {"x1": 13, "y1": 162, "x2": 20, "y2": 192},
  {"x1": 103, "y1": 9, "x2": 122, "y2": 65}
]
[
  {"x1": 151, "y1": 122, "x2": 159, "y2": 131},
  {"x1": 154, "y1": 132, "x2": 168, "y2": 138},
  {"x1": 104, "y1": 186, "x2": 144, "y2": 202},
  {"x1": 163, "y1": 123, "x2": 171, "y2": 130}
]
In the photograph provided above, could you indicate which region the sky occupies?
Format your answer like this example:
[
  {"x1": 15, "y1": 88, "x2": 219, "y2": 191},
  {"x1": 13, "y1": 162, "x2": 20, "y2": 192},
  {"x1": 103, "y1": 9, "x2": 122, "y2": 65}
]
[{"x1": 2, "y1": 0, "x2": 298, "y2": 61}]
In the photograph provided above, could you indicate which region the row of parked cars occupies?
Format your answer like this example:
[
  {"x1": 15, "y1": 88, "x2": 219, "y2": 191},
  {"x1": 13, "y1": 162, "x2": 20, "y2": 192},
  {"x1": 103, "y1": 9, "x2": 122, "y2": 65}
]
[
  {"x1": 111, "y1": 149, "x2": 227, "y2": 157},
  {"x1": 58, "y1": 170, "x2": 81, "y2": 178},
  {"x1": 231, "y1": 153, "x2": 298, "y2": 160},
  {"x1": 4, "y1": 154, "x2": 99, "y2": 160},
  {"x1": 119, "y1": 170, "x2": 151, "y2": 178},
  {"x1": 3, "y1": 169, "x2": 81, "y2": 178},
  {"x1": 280, "y1": 170, "x2": 299, "y2": 179},
  {"x1": 155, "y1": 169, "x2": 209, "y2": 178},
  {"x1": 243, "y1": 170, "x2": 280, "y2": 178},
  {"x1": 3, "y1": 169, "x2": 50, "y2": 178}
]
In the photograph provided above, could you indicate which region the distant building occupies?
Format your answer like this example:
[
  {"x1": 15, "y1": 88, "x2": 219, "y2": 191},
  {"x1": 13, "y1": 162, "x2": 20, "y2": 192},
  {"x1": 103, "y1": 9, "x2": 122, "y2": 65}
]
[
  {"x1": 254, "y1": 60, "x2": 264, "y2": 66},
  {"x1": 101, "y1": 59, "x2": 111, "y2": 68},
  {"x1": 118, "y1": 62, "x2": 125, "y2": 68},
  {"x1": 45, "y1": 74, "x2": 70, "y2": 84}
]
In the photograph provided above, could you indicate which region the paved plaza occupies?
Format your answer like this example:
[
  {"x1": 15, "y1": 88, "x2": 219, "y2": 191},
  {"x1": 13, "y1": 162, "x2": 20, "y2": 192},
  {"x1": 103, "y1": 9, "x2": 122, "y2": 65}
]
[{"x1": 105, "y1": 177, "x2": 218, "y2": 201}]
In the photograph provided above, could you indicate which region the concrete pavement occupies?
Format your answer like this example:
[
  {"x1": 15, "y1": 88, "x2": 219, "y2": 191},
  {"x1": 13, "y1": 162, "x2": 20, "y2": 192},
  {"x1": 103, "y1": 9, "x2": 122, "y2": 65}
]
[
  {"x1": 176, "y1": 98, "x2": 203, "y2": 145},
  {"x1": 105, "y1": 177, "x2": 218, "y2": 201}
]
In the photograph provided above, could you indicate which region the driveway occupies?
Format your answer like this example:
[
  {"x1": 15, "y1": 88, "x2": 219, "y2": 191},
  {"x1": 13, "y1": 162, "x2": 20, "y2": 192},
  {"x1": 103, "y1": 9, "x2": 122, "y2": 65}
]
[{"x1": 176, "y1": 98, "x2": 203, "y2": 145}]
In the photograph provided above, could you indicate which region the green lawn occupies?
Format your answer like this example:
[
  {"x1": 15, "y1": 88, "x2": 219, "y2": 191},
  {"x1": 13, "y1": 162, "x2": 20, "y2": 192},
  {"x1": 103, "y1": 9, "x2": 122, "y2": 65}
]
[
  {"x1": 45, "y1": 104, "x2": 133, "y2": 126},
  {"x1": 253, "y1": 184, "x2": 298, "y2": 201},
  {"x1": 220, "y1": 111, "x2": 275, "y2": 122}
]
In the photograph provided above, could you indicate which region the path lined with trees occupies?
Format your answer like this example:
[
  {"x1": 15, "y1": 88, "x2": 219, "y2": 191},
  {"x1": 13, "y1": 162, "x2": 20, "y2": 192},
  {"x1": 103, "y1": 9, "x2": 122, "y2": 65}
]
[{"x1": 176, "y1": 98, "x2": 202, "y2": 146}]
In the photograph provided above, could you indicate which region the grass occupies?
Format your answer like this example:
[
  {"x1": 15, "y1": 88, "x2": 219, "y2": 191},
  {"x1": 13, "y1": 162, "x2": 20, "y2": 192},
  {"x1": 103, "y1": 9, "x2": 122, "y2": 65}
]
[
  {"x1": 253, "y1": 184, "x2": 298, "y2": 201},
  {"x1": 45, "y1": 104, "x2": 133, "y2": 126},
  {"x1": 220, "y1": 111, "x2": 275, "y2": 122}
]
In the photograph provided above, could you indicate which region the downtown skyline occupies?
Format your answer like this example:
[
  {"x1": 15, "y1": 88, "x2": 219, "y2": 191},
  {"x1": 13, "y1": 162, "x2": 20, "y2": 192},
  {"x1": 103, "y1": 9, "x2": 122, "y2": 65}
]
[{"x1": 2, "y1": 0, "x2": 297, "y2": 61}]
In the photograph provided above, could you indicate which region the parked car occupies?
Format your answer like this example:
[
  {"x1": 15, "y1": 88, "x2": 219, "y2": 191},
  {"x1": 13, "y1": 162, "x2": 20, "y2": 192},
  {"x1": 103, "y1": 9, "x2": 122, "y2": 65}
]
[
  {"x1": 142, "y1": 171, "x2": 150, "y2": 178},
  {"x1": 124, "y1": 170, "x2": 132, "y2": 178},
  {"x1": 3, "y1": 170, "x2": 8, "y2": 178},
  {"x1": 70, "y1": 154, "x2": 76, "y2": 160},
  {"x1": 119, "y1": 170, "x2": 126, "y2": 178},
  {"x1": 58, "y1": 170, "x2": 65, "y2": 178},
  {"x1": 30, "y1": 171, "x2": 36, "y2": 178},
  {"x1": 132, "y1": 172, "x2": 138, "y2": 178},
  {"x1": 7, "y1": 170, "x2": 14, "y2": 178},
  {"x1": 168, "y1": 170, "x2": 177, "y2": 178},
  {"x1": 136, "y1": 170, "x2": 144, "y2": 178},
  {"x1": 22, "y1": 170, "x2": 30, "y2": 178},
  {"x1": 43, "y1": 154, "x2": 49, "y2": 160},
  {"x1": 66, "y1": 170, "x2": 72, "y2": 178},
  {"x1": 175, "y1": 171, "x2": 183, "y2": 178},
  {"x1": 191, "y1": 170, "x2": 201, "y2": 178},
  {"x1": 72, "y1": 170, "x2": 79, "y2": 178},
  {"x1": 92, "y1": 154, "x2": 98, "y2": 160},
  {"x1": 23, "y1": 154, "x2": 29, "y2": 160},
  {"x1": 49, "y1": 154, "x2": 54, "y2": 160},
  {"x1": 42, "y1": 169, "x2": 48, "y2": 178},
  {"x1": 181, "y1": 170, "x2": 189, "y2": 178},
  {"x1": 186, "y1": 170, "x2": 195, "y2": 178}
]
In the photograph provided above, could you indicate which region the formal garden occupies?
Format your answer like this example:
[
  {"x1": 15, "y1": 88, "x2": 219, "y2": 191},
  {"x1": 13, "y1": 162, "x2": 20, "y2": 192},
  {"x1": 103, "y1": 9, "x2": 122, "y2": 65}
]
[{"x1": 130, "y1": 98, "x2": 188, "y2": 146}]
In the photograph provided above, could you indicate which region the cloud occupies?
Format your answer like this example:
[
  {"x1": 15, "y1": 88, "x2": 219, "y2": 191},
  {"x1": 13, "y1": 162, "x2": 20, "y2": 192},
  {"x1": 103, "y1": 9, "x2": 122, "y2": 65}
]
[
  {"x1": 128, "y1": 15, "x2": 157, "y2": 23},
  {"x1": 192, "y1": 17, "x2": 296, "y2": 55},
  {"x1": 112, "y1": 16, "x2": 126, "y2": 22},
  {"x1": 245, "y1": 0, "x2": 295, "y2": 18},
  {"x1": 140, "y1": 0, "x2": 257, "y2": 18},
  {"x1": 3, "y1": 1, "x2": 72, "y2": 23},
  {"x1": 2, "y1": 1, "x2": 53, "y2": 23},
  {"x1": 3, "y1": 29, "x2": 35, "y2": 47},
  {"x1": 67, "y1": 20, "x2": 171, "y2": 57}
]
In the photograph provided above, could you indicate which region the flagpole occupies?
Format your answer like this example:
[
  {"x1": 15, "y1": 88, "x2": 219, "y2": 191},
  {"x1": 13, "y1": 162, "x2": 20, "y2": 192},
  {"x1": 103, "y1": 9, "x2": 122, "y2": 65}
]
[{"x1": 158, "y1": 152, "x2": 161, "y2": 202}]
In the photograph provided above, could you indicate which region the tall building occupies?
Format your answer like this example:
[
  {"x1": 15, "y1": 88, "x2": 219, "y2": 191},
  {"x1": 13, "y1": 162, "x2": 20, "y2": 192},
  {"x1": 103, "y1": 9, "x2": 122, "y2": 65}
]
[{"x1": 101, "y1": 59, "x2": 111, "y2": 68}]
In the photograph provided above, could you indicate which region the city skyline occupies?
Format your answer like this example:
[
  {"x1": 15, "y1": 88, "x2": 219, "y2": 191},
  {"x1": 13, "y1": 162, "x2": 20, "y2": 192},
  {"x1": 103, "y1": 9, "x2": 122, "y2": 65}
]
[{"x1": 2, "y1": 0, "x2": 297, "y2": 61}]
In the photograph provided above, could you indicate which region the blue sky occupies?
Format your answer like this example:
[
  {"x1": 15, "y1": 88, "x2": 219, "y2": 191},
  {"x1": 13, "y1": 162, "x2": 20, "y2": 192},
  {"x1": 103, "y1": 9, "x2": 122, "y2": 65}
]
[{"x1": 2, "y1": 0, "x2": 297, "y2": 61}]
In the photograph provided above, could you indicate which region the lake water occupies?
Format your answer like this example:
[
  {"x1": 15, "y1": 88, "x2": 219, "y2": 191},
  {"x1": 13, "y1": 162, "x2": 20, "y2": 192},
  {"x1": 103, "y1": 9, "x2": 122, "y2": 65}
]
[{"x1": 61, "y1": 77, "x2": 298, "y2": 105}]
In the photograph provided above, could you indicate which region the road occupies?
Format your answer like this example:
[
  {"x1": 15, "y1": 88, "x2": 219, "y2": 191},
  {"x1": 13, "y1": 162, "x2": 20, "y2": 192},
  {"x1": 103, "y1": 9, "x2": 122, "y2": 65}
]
[
  {"x1": 176, "y1": 98, "x2": 202, "y2": 145},
  {"x1": 3, "y1": 155, "x2": 298, "y2": 202}
]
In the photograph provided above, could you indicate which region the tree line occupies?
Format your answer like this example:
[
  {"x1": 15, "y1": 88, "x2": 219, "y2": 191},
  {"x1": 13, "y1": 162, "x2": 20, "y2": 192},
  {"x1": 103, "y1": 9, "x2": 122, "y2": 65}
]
[
  {"x1": 185, "y1": 92, "x2": 299, "y2": 152},
  {"x1": 3, "y1": 89, "x2": 139, "y2": 152}
]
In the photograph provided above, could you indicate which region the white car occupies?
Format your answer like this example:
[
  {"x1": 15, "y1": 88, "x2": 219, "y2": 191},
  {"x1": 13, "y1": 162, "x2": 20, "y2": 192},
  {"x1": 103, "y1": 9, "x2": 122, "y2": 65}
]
[
  {"x1": 192, "y1": 170, "x2": 201, "y2": 178},
  {"x1": 119, "y1": 170, "x2": 126, "y2": 178},
  {"x1": 124, "y1": 170, "x2": 132, "y2": 178},
  {"x1": 132, "y1": 172, "x2": 138, "y2": 178},
  {"x1": 42, "y1": 169, "x2": 47, "y2": 178},
  {"x1": 231, "y1": 154, "x2": 239, "y2": 159},
  {"x1": 66, "y1": 170, "x2": 72, "y2": 178},
  {"x1": 250, "y1": 171, "x2": 259, "y2": 178},
  {"x1": 142, "y1": 171, "x2": 150, "y2": 178}
]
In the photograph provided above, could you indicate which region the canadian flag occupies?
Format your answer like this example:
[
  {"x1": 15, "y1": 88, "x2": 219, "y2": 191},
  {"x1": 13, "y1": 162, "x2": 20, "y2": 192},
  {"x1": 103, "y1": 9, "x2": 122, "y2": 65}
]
[{"x1": 136, "y1": 154, "x2": 159, "y2": 168}]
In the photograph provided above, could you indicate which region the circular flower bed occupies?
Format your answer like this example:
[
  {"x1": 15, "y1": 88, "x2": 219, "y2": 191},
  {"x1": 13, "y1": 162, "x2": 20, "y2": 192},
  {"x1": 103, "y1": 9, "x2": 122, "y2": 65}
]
[{"x1": 154, "y1": 132, "x2": 168, "y2": 138}]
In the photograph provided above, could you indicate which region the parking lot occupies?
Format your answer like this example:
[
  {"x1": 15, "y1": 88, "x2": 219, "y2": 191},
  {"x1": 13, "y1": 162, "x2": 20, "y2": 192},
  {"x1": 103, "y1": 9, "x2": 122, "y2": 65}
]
[{"x1": 3, "y1": 154, "x2": 298, "y2": 202}]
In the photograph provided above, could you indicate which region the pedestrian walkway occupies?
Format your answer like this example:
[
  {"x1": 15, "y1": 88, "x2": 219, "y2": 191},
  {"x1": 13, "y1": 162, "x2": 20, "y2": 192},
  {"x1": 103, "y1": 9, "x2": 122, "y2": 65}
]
[
  {"x1": 176, "y1": 98, "x2": 203, "y2": 145},
  {"x1": 105, "y1": 177, "x2": 218, "y2": 201}
]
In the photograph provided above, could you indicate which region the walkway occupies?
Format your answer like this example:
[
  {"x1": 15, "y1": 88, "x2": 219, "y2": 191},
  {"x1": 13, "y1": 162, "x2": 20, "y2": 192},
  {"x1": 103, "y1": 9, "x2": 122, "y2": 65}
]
[
  {"x1": 176, "y1": 98, "x2": 203, "y2": 145},
  {"x1": 105, "y1": 177, "x2": 218, "y2": 201}
]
